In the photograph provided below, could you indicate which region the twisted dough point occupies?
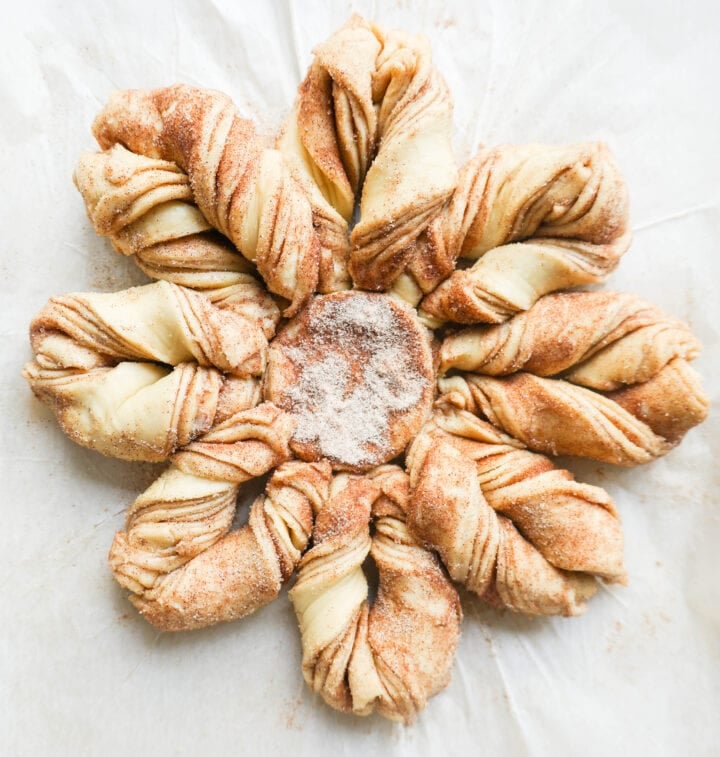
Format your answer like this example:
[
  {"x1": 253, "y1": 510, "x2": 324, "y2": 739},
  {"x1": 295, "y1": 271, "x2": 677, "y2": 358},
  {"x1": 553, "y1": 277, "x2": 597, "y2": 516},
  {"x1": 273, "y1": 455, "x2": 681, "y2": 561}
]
[
  {"x1": 110, "y1": 448, "x2": 330, "y2": 632},
  {"x1": 110, "y1": 402, "x2": 297, "y2": 593},
  {"x1": 278, "y1": 14, "x2": 456, "y2": 292},
  {"x1": 290, "y1": 466, "x2": 461, "y2": 723},
  {"x1": 439, "y1": 362, "x2": 708, "y2": 466},
  {"x1": 417, "y1": 142, "x2": 631, "y2": 323},
  {"x1": 608, "y1": 358, "x2": 710, "y2": 445},
  {"x1": 409, "y1": 439, "x2": 598, "y2": 617},
  {"x1": 74, "y1": 145, "x2": 280, "y2": 337},
  {"x1": 23, "y1": 281, "x2": 265, "y2": 461},
  {"x1": 407, "y1": 408, "x2": 625, "y2": 584},
  {"x1": 92, "y1": 84, "x2": 320, "y2": 315},
  {"x1": 440, "y1": 291, "x2": 702, "y2": 390}
]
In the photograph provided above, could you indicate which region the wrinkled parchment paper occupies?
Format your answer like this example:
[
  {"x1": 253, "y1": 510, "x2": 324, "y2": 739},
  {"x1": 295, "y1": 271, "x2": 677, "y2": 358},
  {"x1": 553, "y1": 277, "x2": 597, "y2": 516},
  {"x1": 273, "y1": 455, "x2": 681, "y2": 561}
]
[{"x1": 2, "y1": 1, "x2": 718, "y2": 754}]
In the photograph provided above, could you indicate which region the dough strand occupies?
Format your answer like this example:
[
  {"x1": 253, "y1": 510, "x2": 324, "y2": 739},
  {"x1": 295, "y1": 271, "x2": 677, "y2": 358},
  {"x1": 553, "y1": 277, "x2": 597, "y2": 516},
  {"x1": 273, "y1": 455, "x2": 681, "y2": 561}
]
[
  {"x1": 439, "y1": 290, "x2": 701, "y2": 390},
  {"x1": 74, "y1": 144, "x2": 281, "y2": 337},
  {"x1": 278, "y1": 15, "x2": 456, "y2": 292}
]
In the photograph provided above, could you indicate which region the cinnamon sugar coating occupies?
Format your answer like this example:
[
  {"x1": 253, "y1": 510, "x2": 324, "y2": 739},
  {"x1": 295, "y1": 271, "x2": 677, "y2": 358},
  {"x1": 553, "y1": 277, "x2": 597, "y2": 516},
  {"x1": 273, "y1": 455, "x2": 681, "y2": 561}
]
[{"x1": 264, "y1": 291, "x2": 434, "y2": 471}]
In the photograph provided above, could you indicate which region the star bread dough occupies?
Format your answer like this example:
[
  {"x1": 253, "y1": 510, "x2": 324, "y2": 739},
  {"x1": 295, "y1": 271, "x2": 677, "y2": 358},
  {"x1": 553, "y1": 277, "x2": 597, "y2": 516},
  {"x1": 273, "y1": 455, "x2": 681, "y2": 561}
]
[{"x1": 22, "y1": 13, "x2": 710, "y2": 725}]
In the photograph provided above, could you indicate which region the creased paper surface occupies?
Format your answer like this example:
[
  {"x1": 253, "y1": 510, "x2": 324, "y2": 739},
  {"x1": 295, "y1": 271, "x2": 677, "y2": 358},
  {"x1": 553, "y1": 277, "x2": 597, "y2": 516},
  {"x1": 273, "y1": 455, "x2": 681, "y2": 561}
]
[{"x1": 2, "y1": 1, "x2": 718, "y2": 754}]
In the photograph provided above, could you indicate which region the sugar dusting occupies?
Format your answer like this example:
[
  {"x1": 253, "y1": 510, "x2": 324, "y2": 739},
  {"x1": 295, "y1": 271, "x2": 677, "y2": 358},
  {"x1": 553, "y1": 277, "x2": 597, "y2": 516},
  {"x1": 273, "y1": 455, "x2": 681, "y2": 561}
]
[{"x1": 280, "y1": 294, "x2": 430, "y2": 468}]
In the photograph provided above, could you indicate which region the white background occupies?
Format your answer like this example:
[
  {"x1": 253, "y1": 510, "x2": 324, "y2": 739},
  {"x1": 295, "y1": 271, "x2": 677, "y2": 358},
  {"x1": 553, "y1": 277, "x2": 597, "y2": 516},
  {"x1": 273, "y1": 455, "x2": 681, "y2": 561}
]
[{"x1": 1, "y1": 1, "x2": 718, "y2": 754}]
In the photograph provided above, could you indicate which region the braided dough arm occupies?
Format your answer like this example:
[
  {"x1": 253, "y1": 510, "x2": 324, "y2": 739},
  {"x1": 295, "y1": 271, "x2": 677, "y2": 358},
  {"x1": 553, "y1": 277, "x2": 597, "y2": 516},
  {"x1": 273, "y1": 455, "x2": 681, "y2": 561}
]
[
  {"x1": 416, "y1": 142, "x2": 630, "y2": 323},
  {"x1": 439, "y1": 368, "x2": 707, "y2": 465},
  {"x1": 26, "y1": 280, "x2": 266, "y2": 374},
  {"x1": 74, "y1": 145, "x2": 280, "y2": 337},
  {"x1": 278, "y1": 15, "x2": 457, "y2": 293},
  {"x1": 408, "y1": 408, "x2": 625, "y2": 582},
  {"x1": 290, "y1": 475, "x2": 375, "y2": 713},
  {"x1": 439, "y1": 291, "x2": 701, "y2": 390},
  {"x1": 110, "y1": 405, "x2": 328, "y2": 632},
  {"x1": 290, "y1": 468, "x2": 461, "y2": 723},
  {"x1": 126, "y1": 460, "x2": 330, "y2": 632},
  {"x1": 347, "y1": 22, "x2": 457, "y2": 290},
  {"x1": 420, "y1": 238, "x2": 628, "y2": 324},
  {"x1": 408, "y1": 439, "x2": 598, "y2": 616},
  {"x1": 23, "y1": 281, "x2": 266, "y2": 460},
  {"x1": 447, "y1": 143, "x2": 629, "y2": 256},
  {"x1": 111, "y1": 402, "x2": 298, "y2": 591},
  {"x1": 92, "y1": 85, "x2": 320, "y2": 315},
  {"x1": 359, "y1": 466, "x2": 461, "y2": 722},
  {"x1": 277, "y1": 16, "x2": 380, "y2": 292}
]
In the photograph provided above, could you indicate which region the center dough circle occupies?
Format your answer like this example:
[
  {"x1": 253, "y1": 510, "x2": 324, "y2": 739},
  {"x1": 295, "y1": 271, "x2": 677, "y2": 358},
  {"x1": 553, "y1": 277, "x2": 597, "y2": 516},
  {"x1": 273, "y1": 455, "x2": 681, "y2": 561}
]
[{"x1": 263, "y1": 291, "x2": 435, "y2": 472}]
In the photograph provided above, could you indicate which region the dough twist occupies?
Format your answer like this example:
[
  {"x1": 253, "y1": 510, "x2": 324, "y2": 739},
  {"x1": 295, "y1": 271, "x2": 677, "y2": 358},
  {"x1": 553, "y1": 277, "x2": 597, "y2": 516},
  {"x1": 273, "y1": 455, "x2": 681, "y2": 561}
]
[
  {"x1": 436, "y1": 291, "x2": 707, "y2": 465},
  {"x1": 74, "y1": 144, "x2": 280, "y2": 337},
  {"x1": 110, "y1": 452, "x2": 329, "y2": 632},
  {"x1": 24, "y1": 281, "x2": 266, "y2": 461},
  {"x1": 279, "y1": 15, "x2": 456, "y2": 292},
  {"x1": 414, "y1": 143, "x2": 630, "y2": 323},
  {"x1": 439, "y1": 291, "x2": 701, "y2": 390},
  {"x1": 92, "y1": 84, "x2": 320, "y2": 315},
  {"x1": 438, "y1": 361, "x2": 708, "y2": 466},
  {"x1": 406, "y1": 410, "x2": 622, "y2": 616},
  {"x1": 408, "y1": 408, "x2": 625, "y2": 584},
  {"x1": 290, "y1": 465, "x2": 461, "y2": 723}
]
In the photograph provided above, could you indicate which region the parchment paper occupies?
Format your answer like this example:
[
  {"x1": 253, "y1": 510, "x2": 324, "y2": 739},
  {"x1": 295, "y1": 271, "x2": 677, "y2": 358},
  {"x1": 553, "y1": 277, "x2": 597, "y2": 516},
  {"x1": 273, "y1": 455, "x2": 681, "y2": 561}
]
[{"x1": 2, "y1": 1, "x2": 718, "y2": 754}]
